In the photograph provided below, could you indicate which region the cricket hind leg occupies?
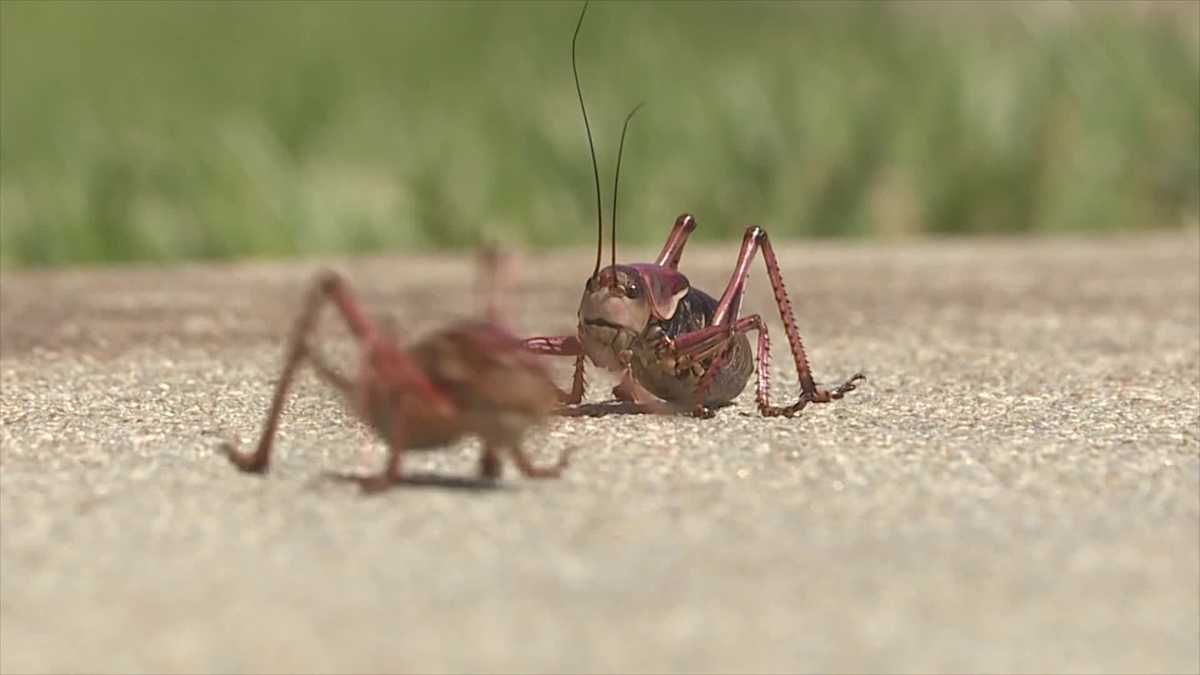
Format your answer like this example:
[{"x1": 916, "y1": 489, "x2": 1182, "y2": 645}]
[
  {"x1": 669, "y1": 226, "x2": 864, "y2": 416},
  {"x1": 220, "y1": 271, "x2": 372, "y2": 473},
  {"x1": 699, "y1": 316, "x2": 862, "y2": 416},
  {"x1": 654, "y1": 213, "x2": 699, "y2": 270},
  {"x1": 662, "y1": 315, "x2": 862, "y2": 417},
  {"x1": 305, "y1": 345, "x2": 353, "y2": 394}
]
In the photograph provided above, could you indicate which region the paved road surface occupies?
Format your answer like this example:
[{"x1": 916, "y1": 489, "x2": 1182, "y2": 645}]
[{"x1": 1, "y1": 233, "x2": 1197, "y2": 674}]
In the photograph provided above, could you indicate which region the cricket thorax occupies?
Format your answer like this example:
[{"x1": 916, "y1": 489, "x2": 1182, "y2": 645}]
[{"x1": 648, "y1": 285, "x2": 718, "y2": 341}]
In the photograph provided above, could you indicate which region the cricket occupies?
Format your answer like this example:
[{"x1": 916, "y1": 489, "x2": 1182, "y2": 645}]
[
  {"x1": 523, "y1": 2, "x2": 866, "y2": 419},
  {"x1": 219, "y1": 249, "x2": 570, "y2": 491}
]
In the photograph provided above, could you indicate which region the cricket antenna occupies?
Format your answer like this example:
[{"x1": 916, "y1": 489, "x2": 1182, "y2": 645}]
[
  {"x1": 572, "y1": 1, "x2": 604, "y2": 280},
  {"x1": 476, "y1": 242, "x2": 507, "y2": 325},
  {"x1": 611, "y1": 102, "x2": 644, "y2": 274}
]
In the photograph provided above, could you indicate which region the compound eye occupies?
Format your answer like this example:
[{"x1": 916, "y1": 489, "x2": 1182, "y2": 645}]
[
  {"x1": 625, "y1": 282, "x2": 642, "y2": 299},
  {"x1": 584, "y1": 277, "x2": 595, "y2": 292}
]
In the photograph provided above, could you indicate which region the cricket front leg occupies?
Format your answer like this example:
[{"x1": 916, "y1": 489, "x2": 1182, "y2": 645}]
[
  {"x1": 479, "y1": 446, "x2": 503, "y2": 480},
  {"x1": 610, "y1": 369, "x2": 640, "y2": 402},
  {"x1": 323, "y1": 382, "x2": 441, "y2": 492},
  {"x1": 330, "y1": 418, "x2": 409, "y2": 493},
  {"x1": 522, "y1": 335, "x2": 587, "y2": 405},
  {"x1": 604, "y1": 352, "x2": 706, "y2": 417},
  {"x1": 506, "y1": 441, "x2": 572, "y2": 479},
  {"x1": 610, "y1": 369, "x2": 672, "y2": 408},
  {"x1": 351, "y1": 444, "x2": 407, "y2": 494}
]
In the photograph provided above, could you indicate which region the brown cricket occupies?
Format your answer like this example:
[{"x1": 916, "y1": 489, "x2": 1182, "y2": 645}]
[
  {"x1": 524, "y1": 2, "x2": 864, "y2": 418},
  {"x1": 219, "y1": 249, "x2": 569, "y2": 491}
]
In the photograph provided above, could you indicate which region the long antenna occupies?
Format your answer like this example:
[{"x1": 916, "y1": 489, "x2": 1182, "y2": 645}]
[
  {"x1": 611, "y1": 102, "x2": 644, "y2": 274},
  {"x1": 572, "y1": 1, "x2": 604, "y2": 279}
]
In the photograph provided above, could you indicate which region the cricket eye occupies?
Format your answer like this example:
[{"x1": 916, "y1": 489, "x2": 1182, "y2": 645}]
[{"x1": 625, "y1": 282, "x2": 642, "y2": 299}]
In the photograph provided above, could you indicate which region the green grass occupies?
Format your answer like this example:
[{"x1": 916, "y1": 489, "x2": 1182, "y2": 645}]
[{"x1": 1, "y1": 1, "x2": 1197, "y2": 266}]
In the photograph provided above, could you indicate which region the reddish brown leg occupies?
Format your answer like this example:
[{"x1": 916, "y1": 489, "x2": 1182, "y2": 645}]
[
  {"x1": 221, "y1": 270, "x2": 443, "y2": 473},
  {"x1": 305, "y1": 345, "x2": 352, "y2": 393},
  {"x1": 654, "y1": 213, "x2": 699, "y2": 270},
  {"x1": 522, "y1": 335, "x2": 587, "y2": 404},
  {"x1": 321, "y1": 407, "x2": 411, "y2": 493},
  {"x1": 479, "y1": 447, "x2": 503, "y2": 480},
  {"x1": 476, "y1": 245, "x2": 514, "y2": 325},
  {"x1": 350, "y1": 435, "x2": 408, "y2": 493},
  {"x1": 507, "y1": 442, "x2": 572, "y2": 479},
  {"x1": 522, "y1": 335, "x2": 582, "y2": 355},
  {"x1": 611, "y1": 370, "x2": 639, "y2": 402},
  {"x1": 675, "y1": 315, "x2": 862, "y2": 417},
  {"x1": 563, "y1": 352, "x2": 587, "y2": 404},
  {"x1": 597, "y1": 368, "x2": 696, "y2": 416},
  {"x1": 667, "y1": 227, "x2": 864, "y2": 416}
]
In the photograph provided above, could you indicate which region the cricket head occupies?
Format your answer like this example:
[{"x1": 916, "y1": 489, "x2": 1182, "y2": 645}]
[
  {"x1": 577, "y1": 262, "x2": 689, "y2": 372},
  {"x1": 579, "y1": 263, "x2": 689, "y2": 334},
  {"x1": 579, "y1": 265, "x2": 651, "y2": 340}
]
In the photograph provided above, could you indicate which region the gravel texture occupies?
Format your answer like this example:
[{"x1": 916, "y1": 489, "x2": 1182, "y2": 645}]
[{"x1": 1, "y1": 232, "x2": 1198, "y2": 674}]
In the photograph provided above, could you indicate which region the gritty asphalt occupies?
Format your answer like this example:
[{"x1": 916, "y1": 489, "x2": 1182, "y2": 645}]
[{"x1": 1, "y1": 232, "x2": 1197, "y2": 674}]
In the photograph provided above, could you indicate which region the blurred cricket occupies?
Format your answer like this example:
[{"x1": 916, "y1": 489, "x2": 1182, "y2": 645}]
[
  {"x1": 524, "y1": 2, "x2": 865, "y2": 418},
  {"x1": 220, "y1": 248, "x2": 570, "y2": 491}
]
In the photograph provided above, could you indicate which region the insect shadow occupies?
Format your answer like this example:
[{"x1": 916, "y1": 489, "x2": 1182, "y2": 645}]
[
  {"x1": 313, "y1": 470, "x2": 512, "y2": 494},
  {"x1": 555, "y1": 399, "x2": 734, "y2": 418}
]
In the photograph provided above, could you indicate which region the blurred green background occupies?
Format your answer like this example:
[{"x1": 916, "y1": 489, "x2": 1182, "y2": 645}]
[{"x1": 1, "y1": 0, "x2": 1197, "y2": 267}]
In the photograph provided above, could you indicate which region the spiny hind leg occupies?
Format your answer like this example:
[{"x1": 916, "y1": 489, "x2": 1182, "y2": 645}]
[
  {"x1": 655, "y1": 312, "x2": 862, "y2": 418},
  {"x1": 705, "y1": 226, "x2": 864, "y2": 413},
  {"x1": 653, "y1": 213, "x2": 699, "y2": 270},
  {"x1": 728, "y1": 315, "x2": 862, "y2": 417}
]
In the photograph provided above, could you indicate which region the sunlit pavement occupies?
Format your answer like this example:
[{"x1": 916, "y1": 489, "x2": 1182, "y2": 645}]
[{"x1": 2, "y1": 231, "x2": 1197, "y2": 674}]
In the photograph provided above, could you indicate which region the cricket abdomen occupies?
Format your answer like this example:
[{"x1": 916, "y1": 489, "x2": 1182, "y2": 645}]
[
  {"x1": 631, "y1": 286, "x2": 754, "y2": 407},
  {"x1": 633, "y1": 332, "x2": 753, "y2": 406},
  {"x1": 406, "y1": 321, "x2": 559, "y2": 448}
]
